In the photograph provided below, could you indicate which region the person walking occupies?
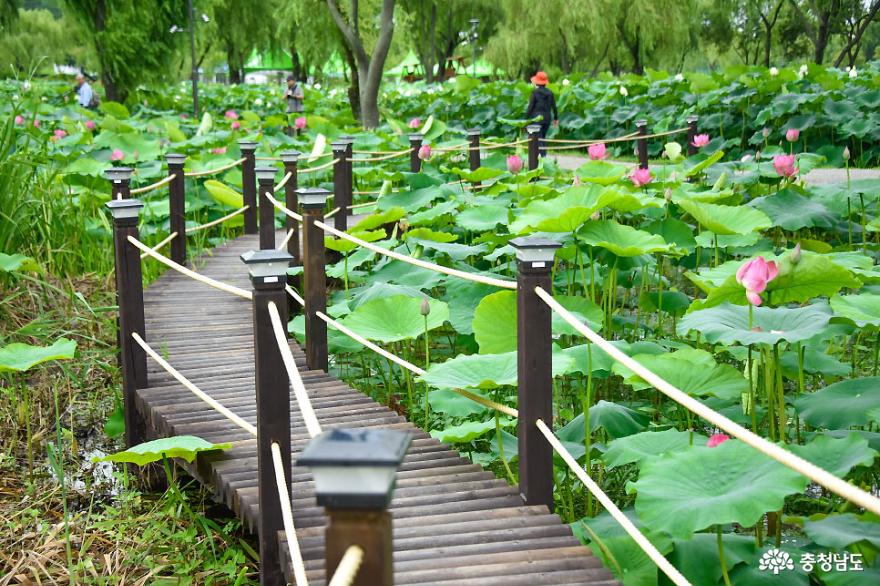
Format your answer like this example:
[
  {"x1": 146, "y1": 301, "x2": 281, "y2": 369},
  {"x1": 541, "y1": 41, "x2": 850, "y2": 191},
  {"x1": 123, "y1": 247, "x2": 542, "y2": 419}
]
[
  {"x1": 284, "y1": 74, "x2": 304, "y2": 135},
  {"x1": 525, "y1": 71, "x2": 558, "y2": 156},
  {"x1": 74, "y1": 73, "x2": 97, "y2": 110}
]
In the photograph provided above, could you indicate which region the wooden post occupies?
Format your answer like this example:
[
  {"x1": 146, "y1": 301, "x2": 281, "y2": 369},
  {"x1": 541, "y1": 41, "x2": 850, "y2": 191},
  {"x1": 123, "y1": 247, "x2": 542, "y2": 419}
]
[
  {"x1": 510, "y1": 236, "x2": 560, "y2": 512},
  {"x1": 408, "y1": 133, "x2": 423, "y2": 173},
  {"x1": 467, "y1": 128, "x2": 481, "y2": 172},
  {"x1": 242, "y1": 249, "x2": 293, "y2": 586},
  {"x1": 239, "y1": 140, "x2": 258, "y2": 234},
  {"x1": 526, "y1": 124, "x2": 541, "y2": 171},
  {"x1": 636, "y1": 119, "x2": 649, "y2": 169},
  {"x1": 256, "y1": 167, "x2": 278, "y2": 250},
  {"x1": 686, "y1": 115, "x2": 699, "y2": 156},
  {"x1": 332, "y1": 141, "x2": 350, "y2": 232},
  {"x1": 326, "y1": 511, "x2": 393, "y2": 586},
  {"x1": 166, "y1": 154, "x2": 187, "y2": 265},
  {"x1": 281, "y1": 151, "x2": 301, "y2": 320},
  {"x1": 105, "y1": 194, "x2": 148, "y2": 449},
  {"x1": 342, "y1": 136, "x2": 355, "y2": 221},
  {"x1": 299, "y1": 187, "x2": 329, "y2": 372},
  {"x1": 108, "y1": 167, "x2": 133, "y2": 200}
]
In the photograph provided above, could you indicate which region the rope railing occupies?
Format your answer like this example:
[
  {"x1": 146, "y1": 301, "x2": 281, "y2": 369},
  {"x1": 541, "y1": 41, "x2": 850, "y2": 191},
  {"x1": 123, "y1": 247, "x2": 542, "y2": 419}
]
[
  {"x1": 268, "y1": 301, "x2": 323, "y2": 439},
  {"x1": 271, "y1": 441, "x2": 310, "y2": 586},
  {"x1": 314, "y1": 220, "x2": 518, "y2": 290},
  {"x1": 533, "y1": 286, "x2": 880, "y2": 517},
  {"x1": 131, "y1": 332, "x2": 258, "y2": 436},
  {"x1": 481, "y1": 139, "x2": 530, "y2": 151},
  {"x1": 540, "y1": 131, "x2": 640, "y2": 145},
  {"x1": 183, "y1": 157, "x2": 246, "y2": 178},
  {"x1": 348, "y1": 149, "x2": 410, "y2": 163},
  {"x1": 130, "y1": 173, "x2": 177, "y2": 195},
  {"x1": 348, "y1": 200, "x2": 379, "y2": 210},
  {"x1": 255, "y1": 155, "x2": 281, "y2": 161},
  {"x1": 185, "y1": 205, "x2": 250, "y2": 234},
  {"x1": 325, "y1": 207, "x2": 341, "y2": 219},
  {"x1": 431, "y1": 142, "x2": 470, "y2": 153},
  {"x1": 535, "y1": 419, "x2": 690, "y2": 586},
  {"x1": 327, "y1": 545, "x2": 365, "y2": 586},
  {"x1": 139, "y1": 231, "x2": 178, "y2": 260},
  {"x1": 278, "y1": 228, "x2": 296, "y2": 251},
  {"x1": 128, "y1": 235, "x2": 253, "y2": 300},
  {"x1": 298, "y1": 158, "x2": 339, "y2": 175},
  {"x1": 286, "y1": 285, "x2": 305, "y2": 307},
  {"x1": 316, "y1": 311, "x2": 518, "y2": 417},
  {"x1": 352, "y1": 148, "x2": 408, "y2": 155},
  {"x1": 266, "y1": 192, "x2": 303, "y2": 223},
  {"x1": 274, "y1": 171, "x2": 293, "y2": 193}
]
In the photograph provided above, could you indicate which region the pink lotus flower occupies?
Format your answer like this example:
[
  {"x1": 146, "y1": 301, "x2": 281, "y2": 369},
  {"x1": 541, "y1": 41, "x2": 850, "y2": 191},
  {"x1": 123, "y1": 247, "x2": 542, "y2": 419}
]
[
  {"x1": 408, "y1": 117, "x2": 421, "y2": 129},
  {"x1": 180, "y1": 113, "x2": 188, "y2": 119},
  {"x1": 629, "y1": 167, "x2": 652, "y2": 187},
  {"x1": 14, "y1": 115, "x2": 24, "y2": 125},
  {"x1": 736, "y1": 256, "x2": 778, "y2": 306},
  {"x1": 224, "y1": 110, "x2": 238, "y2": 120},
  {"x1": 294, "y1": 116, "x2": 307, "y2": 130},
  {"x1": 691, "y1": 134, "x2": 710, "y2": 148},
  {"x1": 211, "y1": 146, "x2": 228, "y2": 155},
  {"x1": 418, "y1": 144, "x2": 432, "y2": 160},
  {"x1": 785, "y1": 128, "x2": 800, "y2": 142},
  {"x1": 231, "y1": 121, "x2": 241, "y2": 131},
  {"x1": 588, "y1": 143, "x2": 607, "y2": 160},
  {"x1": 52, "y1": 129, "x2": 67, "y2": 140},
  {"x1": 790, "y1": 242, "x2": 801, "y2": 264},
  {"x1": 707, "y1": 433, "x2": 730, "y2": 448},
  {"x1": 773, "y1": 154, "x2": 798, "y2": 178},
  {"x1": 507, "y1": 155, "x2": 523, "y2": 174},
  {"x1": 85, "y1": 120, "x2": 96, "y2": 130},
  {"x1": 32, "y1": 119, "x2": 40, "y2": 128},
  {"x1": 110, "y1": 149, "x2": 125, "y2": 162}
]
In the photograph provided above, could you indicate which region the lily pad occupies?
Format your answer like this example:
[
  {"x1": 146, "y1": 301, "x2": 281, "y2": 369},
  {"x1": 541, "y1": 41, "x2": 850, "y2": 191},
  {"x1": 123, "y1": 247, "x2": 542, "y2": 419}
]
[
  {"x1": 579, "y1": 220, "x2": 671, "y2": 257},
  {"x1": 831, "y1": 293, "x2": 880, "y2": 328},
  {"x1": 613, "y1": 350, "x2": 748, "y2": 400},
  {"x1": 95, "y1": 436, "x2": 231, "y2": 466},
  {"x1": 558, "y1": 401, "x2": 649, "y2": 441},
  {"x1": 430, "y1": 417, "x2": 513, "y2": 443},
  {"x1": 678, "y1": 199, "x2": 772, "y2": 235},
  {"x1": 603, "y1": 429, "x2": 707, "y2": 469},
  {"x1": 419, "y1": 349, "x2": 573, "y2": 390},
  {"x1": 0, "y1": 253, "x2": 40, "y2": 273},
  {"x1": 0, "y1": 338, "x2": 77, "y2": 372},
  {"x1": 203, "y1": 179, "x2": 243, "y2": 208},
  {"x1": 794, "y1": 377, "x2": 880, "y2": 430},
  {"x1": 787, "y1": 433, "x2": 877, "y2": 478},
  {"x1": 678, "y1": 302, "x2": 832, "y2": 346},
  {"x1": 802, "y1": 513, "x2": 880, "y2": 549},
  {"x1": 339, "y1": 295, "x2": 448, "y2": 343}
]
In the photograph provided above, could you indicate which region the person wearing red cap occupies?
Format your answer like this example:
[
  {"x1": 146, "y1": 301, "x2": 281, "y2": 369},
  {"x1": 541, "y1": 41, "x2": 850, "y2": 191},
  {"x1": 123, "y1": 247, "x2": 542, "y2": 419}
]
[{"x1": 526, "y1": 71, "x2": 558, "y2": 156}]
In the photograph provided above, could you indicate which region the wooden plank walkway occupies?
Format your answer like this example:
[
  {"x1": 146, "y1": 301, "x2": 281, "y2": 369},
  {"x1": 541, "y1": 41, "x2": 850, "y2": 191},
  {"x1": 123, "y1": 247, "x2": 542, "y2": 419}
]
[{"x1": 134, "y1": 229, "x2": 617, "y2": 585}]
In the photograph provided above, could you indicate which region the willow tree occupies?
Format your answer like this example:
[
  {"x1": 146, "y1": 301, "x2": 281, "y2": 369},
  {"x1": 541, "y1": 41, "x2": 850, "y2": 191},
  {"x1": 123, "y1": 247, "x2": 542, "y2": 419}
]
[
  {"x1": 210, "y1": 0, "x2": 278, "y2": 84},
  {"x1": 326, "y1": 0, "x2": 396, "y2": 128}
]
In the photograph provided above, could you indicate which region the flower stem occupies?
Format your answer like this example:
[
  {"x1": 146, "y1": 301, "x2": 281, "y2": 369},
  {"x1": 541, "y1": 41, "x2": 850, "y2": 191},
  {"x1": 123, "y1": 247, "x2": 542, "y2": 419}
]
[{"x1": 718, "y1": 525, "x2": 732, "y2": 586}]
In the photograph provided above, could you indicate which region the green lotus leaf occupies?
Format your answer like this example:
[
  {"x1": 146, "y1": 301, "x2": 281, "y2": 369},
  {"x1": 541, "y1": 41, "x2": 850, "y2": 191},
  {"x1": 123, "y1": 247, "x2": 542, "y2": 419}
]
[
  {"x1": 558, "y1": 401, "x2": 649, "y2": 441},
  {"x1": 578, "y1": 220, "x2": 671, "y2": 257},
  {"x1": 638, "y1": 290, "x2": 691, "y2": 316},
  {"x1": 324, "y1": 229, "x2": 385, "y2": 253},
  {"x1": 442, "y1": 279, "x2": 496, "y2": 335},
  {"x1": 603, "y1": 429, "x2": 707, "y2": 469},
  {"x1": 428, "y1": 389, "x2": 489, "y2": 417},
  {"x1": 203, "y1": 179, "x2": 243, "y2": 208},
  {"x1": 802, "y1": 513, "x2": 880, "y2": 550},
  {"x1": 668, "y1": 533, "x2": 762, "y2": 586},
  {"x1": 510, "y1": 185, "x2": 615, "y2": 233},
  {"x1": 794, "y1": 377, "x2": 880, "y2": 430},
  {"x1": 831, "y1": 293, "x2": 880, "y2": 328},
  {"x1": 98, "y1": 100, "x2": 130, "y2": 119},
  {"x1": 338, "y1": 294, "x2": 448, "y2": 343},
  {"x1": 0, "y1": 338, "x2": 77, "y2": 372},
  {"x1": 787, "y1": 433, "x2": 877, "y2": 478},
  {"x1": 678, "y1": 199, "x2": 771, "y2": 235},
  {"x1": 678, "y1": 302, "x2": 832, "y2": 346},
  {"x1": 455, "y1": 205, "x2": 509, "y2": 231},
  {"x1": 450, "y1": 166, "x2": 505, "y2": 183},
  {"x1": 403, "y1": 227, "x2": 457, "y2": 242},
  {"x1": 613, "y1": 350, "x2": 748, "y2": 400},
  {"x1": 628, "y1": 439, "x2": 807, "y2": 539},
  {"x1": 683, "y1": 150, "x2": 724, "y2": 177},
  {"x1": 644, "y1": 217, "x2": 696, "y2": 252},
  {"x1": 378, "y1": 186, "x2": 449, "y2": 212},
  {"x1": 64, "y1": 157, "x2": 111, "y2": 177},
  {"x1": 751, "y1": 189, "x2": 836, "y2": 231},
  {"x1": 575, "y1": 160, "x2": 628, "y2": 185},
  {"x1": 350, "y1": 207, "x2": 406, "y2": 231},
  {"x1": 693, "y1": 231, "x2": 762, "y2": 249},
  {"x1": 0, "y1": 253, "x2": 40, "y2": 273},
  {"x1": 410, "y1": 239, "x2": 487, "y2": 261},
  {"x1": 430, "y1": 417, "x2": 513, "y2": 443},
  {"x1": 409, "y1": 199, "x2": 458, "y2": 226},
  {"x1": 95, "y1": 436, "x2": 231, "y2": 467},
  {"x1": 418, "y1": 350, "x2": 573, "y2": 390}
]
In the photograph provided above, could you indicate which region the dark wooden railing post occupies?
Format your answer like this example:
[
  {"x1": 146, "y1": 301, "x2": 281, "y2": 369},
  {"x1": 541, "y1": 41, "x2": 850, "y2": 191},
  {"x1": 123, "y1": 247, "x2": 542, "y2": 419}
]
[
  {"x1": 105, "y1": 187, "x2": 148, "y2": 449},
  {"x1": 332, "y1": 141, "x2": 350, "y2": 232},
  {"x1": 299, "y1": 187, "x2": 329, "y2": 372},
  {"x1": 166, "y1": 153, "x2": 187, "y2": 265},
  {"x1": 408, "y1": 133, "x2": 423, "y2": 173},
  {"x1": 342, "y1": 136, "x2": 355, "y2": 217},
  {"x1": 281, "y1": 151, "x2": 301, "y2": 320},
  {"x1": 239, "y1": 140, "x2": 258, "y2": 234},
  {"x1": 108, "y1": 166, "x2": 133, "y2": 199},
  {"x1": 686, "y1": 115, "x2": 699, "y2": 156},
  {"x1": 467, "y1": 128, "x2": 481, "y2": 172},
  {"x1": 526, "y1": 124, "x2": 542, "y2": 171},
  {"x1": 510, "y1": 236, "x2": 561, "y2": 512},
  {"x1": 241, "y1": 249, "x2": 293, "y2": 586},
  {"x1": 256, "y1": 167, "x2": 278, "y2": 250},
  {"x1": 636, "y1": 119, "x2": 649, "y2": 169},
  {"x1": 298, "y1": 428, "x2": 412, "y2": 586}
]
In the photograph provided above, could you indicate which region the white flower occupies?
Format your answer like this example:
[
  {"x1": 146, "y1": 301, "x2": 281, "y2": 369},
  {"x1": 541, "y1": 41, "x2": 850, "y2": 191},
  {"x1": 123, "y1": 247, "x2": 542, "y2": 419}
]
[
  {"x1": 11, "y1": 94, "x2": 18, "y2": 101},
  {"x1": 741, "y1": 154, "x2": 753, "y2": 163},
  {"x1": 22, "y1": 81, "x2": 30, "y2": 91},
  {"x1": 266, "y1": 101, "x2": 272, "y2": 108},
  {"x1": 849, "y1": 67, "x2": 858, "y2": 79},
  {"x1": 314, "y1": 83, "x2": 321, "y2": 89},
  {"x1": 562, "y1": 78, "x2": 570, "y2": 86},
  {"x1": 674, "y1": 73, "x2": 684, "y2": 82},
  {"x1": 619, "y1": 85, "x2": 628, "y2": 97},
  {"x1": 798, "y1": 64, "x2": 808, "y2": 76},
  {"x1": 254, "y1": 98, "x2": 263, "y2": 106},
  {"x1": 41, "y1": 96, "x2": 47, "y2": 102},
  {"x1": 769, "y1": 67, "x2": 779, "y2": 77}
]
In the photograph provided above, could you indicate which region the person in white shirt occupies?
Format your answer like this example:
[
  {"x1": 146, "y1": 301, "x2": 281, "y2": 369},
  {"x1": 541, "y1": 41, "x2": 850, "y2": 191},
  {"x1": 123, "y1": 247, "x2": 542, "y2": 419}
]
[{"x1": 75, "y1": 74, "x2": 94, "y2": 109}]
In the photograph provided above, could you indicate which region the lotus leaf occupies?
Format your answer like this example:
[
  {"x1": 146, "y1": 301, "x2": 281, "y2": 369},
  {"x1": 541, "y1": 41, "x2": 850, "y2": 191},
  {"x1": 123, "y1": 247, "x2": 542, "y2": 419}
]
[
  {"x1": 95, "y1": 436, "x2": 231, "y2": 466},
  {"x1": 338, "y1": 295, "x2": 448, "y2": 343},
  {"x1": 0, "y1": 338, "x2": 77, "y2": 372},
  {"x1": 678, "y1": 302, "x2": 832, "y2": 345},
  {"x1": 794, "y1": 377, "x2": 880, "y2": 429},
  {"x1": 603, "y1": 429, "x2": 707, "y2": 469},
  {"x1": 579, "y1": 220, "x2": 671, "y2": 257}
]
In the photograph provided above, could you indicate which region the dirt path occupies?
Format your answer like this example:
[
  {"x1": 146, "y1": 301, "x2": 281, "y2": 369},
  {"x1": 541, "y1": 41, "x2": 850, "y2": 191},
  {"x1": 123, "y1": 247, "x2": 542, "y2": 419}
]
[{"x1": 553, "y1": 154, "x2": 880, "y2": 185}]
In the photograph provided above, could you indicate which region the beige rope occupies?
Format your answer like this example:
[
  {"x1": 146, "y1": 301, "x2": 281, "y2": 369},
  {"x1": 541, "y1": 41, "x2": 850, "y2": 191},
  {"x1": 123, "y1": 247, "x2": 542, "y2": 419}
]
[
  {"x1": 316, "y1": 311, "x2": 517, "y2": 417},
  {"x1": 183, "y1": 157, "x2": 245, "y2": 178},
  {"x1": 303, "y1": 152, "x2": 333, "y2": 162},
  {"x1": 481, "y1": 139, "x2": 530, "y2": 151},
  {"x1": 130, "y1": 173, "x2": 177, "y2": 195},
  {"x1": 132, "y1": 332, "x2": 257, "y2": 436},
  {"x1": 278, "y1": 228, "x2": 295, "y2": 251},
  {"x1": 185, "y1": 205, "x2": 249, "y2": 234},
  {"x1": 271, "y1": 442, "x2": 310, "y2": 586},
  {"x1": 541, "y1": 131, "x2": 640, "y2": 145},
  {"x1": 128, "y1": 236, "x2": 252, "y2": 300},
  {"x1": 352, "y1": 148, "x2": 407, "y2": 155},
  {"x1": 314, "y1": 220, "x2": 517, "y2": 290},
  {"x1": 255, "y1": 156, "x2": 281, "y2": 161},
  {"x1": 327, "y1": 545, "x2": 365, "y2": 586},
  {"x1": 268, "y1": 302, "x2": 323, "y2": 439},
  {"x1": 348, "y1": 149, "x2": 410, "y2": 163},
  {"x1": 139, "y1": 232, "x2": 178, "y2": 260},
  {"x1": 348, "y1": 200, "x2": 378, "y2": 209},
  {"x1": 298, "y1": 158, "x2": 338, "y2": 174},
  {"x1": 534, "y1": 286, "x2": 880, "y2": 517},
  {"x1": 266, "y1": 192, "x2": 303, "y2": 223},
  {"x1": 432, "y1": 142, "x2": 470, "y2": 152},
  {"x1": 286, "y1": 285, "x2": 305, "y2": 307},
  {"x1": 274, "y1": 171, "x2": 293, "y2": 193},
  {"x1": 325, "y1": 207, "x2": 341, "y2": 219},
  {"x1": 535, "y1": 419, "x2": 690, "y2": 586}
]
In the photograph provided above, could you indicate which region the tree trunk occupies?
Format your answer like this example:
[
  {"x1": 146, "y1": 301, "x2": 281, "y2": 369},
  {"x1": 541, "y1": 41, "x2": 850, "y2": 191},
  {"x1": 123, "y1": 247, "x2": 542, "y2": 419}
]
[
  {"x1": 834, "y1": 0, "x2": 880, "y2": 67},
  {"x1": 94, "y1": 0, "x2": 122, "y2": 102},
  {"x1": 340, "y1": 42, "x2": 361, "y2": 121},
  {"x1": 764, "y1": 25, "x2": 772, "y2": 67}
]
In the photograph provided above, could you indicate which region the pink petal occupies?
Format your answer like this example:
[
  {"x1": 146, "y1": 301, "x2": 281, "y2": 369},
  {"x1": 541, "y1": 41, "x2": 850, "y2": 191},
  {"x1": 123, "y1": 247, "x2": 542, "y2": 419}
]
[
  {"x1": 746, "y1": 290, "x2": 763, "y2": 306},
  {"x1": 766, "y1": 261, "x2": 778, "y2": 281}
]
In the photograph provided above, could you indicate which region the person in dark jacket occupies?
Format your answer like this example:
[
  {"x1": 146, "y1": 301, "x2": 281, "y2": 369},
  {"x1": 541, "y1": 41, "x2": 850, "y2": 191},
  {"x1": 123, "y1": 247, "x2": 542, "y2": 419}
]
[{"x1": 525, "y1": 71, "x2": 558, "y2": 156}]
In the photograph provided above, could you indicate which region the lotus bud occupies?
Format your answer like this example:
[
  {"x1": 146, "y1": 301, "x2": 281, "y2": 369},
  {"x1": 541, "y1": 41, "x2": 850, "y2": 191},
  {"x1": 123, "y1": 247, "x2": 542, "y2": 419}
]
[
  {"x1": 664, "y1": 188, "x2": 673, "y2": 202},
  {"x1": 755, "y1": 151, "x2": 762, "y2": 161},
  {"x1": 590, "y1": 211, "x2": 601, "y2": 221},
  {"x1": 843, "y1": 147, "x2": 850, "y2": 161},
  {"x1": 398, "y1": 218, "x2": 410, "y2": 232},
  {"x1": 420, "y1": 298, "x2": 431, "y2": 316},
  {"x1": 790, "y1": 242, "x2": 801, "y2": 264},
  {"x1": 418, "y1": 144, "x2": 432, "y2": 160},
  {"x1": 785, "y1": 128, "x2": 800, "y2": 142},
  {"x1": 762, "y1": 127, "x2": 770, "y2": 139}
]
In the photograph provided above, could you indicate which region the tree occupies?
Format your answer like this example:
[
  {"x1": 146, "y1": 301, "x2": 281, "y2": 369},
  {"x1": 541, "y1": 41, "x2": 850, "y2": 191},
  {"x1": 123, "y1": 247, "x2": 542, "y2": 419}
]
[
  {"x1": 834, "y1": 0, "x2": 880, "y2": 66},
  {"x1": 603, "y1": 0, "x2": 695, "y2": 74},
  {"x1": 63, "y1": 0, "x2": 185, "y2": 102},
  {"x1": 326, "y1": 0, "x2": 397, "y2": 128},
  {"x1": 209, "y1": 0, "x2": 278, "y2": 84}
]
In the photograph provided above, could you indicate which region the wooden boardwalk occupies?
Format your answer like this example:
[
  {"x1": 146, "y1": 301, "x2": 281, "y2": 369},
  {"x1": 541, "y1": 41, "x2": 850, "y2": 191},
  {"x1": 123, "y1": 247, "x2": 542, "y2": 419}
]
[{"x1": 134, "y1": 229, "x2": 617, "y2": 585}]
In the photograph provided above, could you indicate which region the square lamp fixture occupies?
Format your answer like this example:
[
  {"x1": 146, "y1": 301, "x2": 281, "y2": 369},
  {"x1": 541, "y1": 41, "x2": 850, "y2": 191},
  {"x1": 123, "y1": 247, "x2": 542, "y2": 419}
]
[
  {"x1": 105, "y1": 167, "x2": 134, "y2": 183},
  {"x1": 238, "y1": 140, "x2": 258, "y2": 152},
  {"x1": 105, "y1": 198, "x2": 144, "y2": 220},
  {"x1": 526, "y1": 124, "x2": 542, "y2": 135},
  {"x1": 297, "y1": 428, "x2": 412, "y2": 509},
  {"x1": 408, "y1": 133, "x2": 424, "y2": 142},
  {"x1": 255, "y1": 167, "x2": 277, "y2": 182},
  {"x1": 240, "y1": 249, "x2": 293, "y2": 283},
  {"x1": 510, "y1": 236, "x2": 561, "y2": 268},
  {"x1": 166, "y1": 153, "x2": 187, "y2": 166},
  {"x1": 296, "y1": 187, "x2": 331, "y2": 208},
  {"x1": 636, "y1": 119, "x2": 648, "y2": 128},
  {"x1": 280, "y1": 151, "x2": 301, "y2": 163},
  {"x1": 466, "y1": 128, "x2": 481, "y2": 137},
  {"x1": 331, "y1": 140, "x2": 348, "y2": 153}
]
